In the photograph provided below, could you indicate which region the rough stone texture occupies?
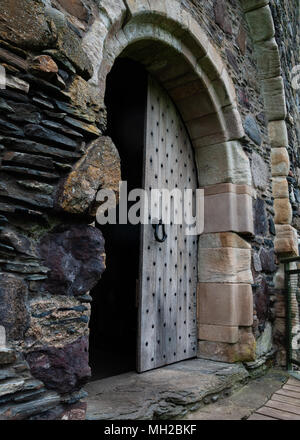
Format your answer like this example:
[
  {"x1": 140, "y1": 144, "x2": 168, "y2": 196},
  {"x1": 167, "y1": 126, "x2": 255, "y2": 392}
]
[
  {"x1": 259, "y1": 248, "x2": 277, "y2": 273},
  {"x1": 28, "y1": 55, "x2": 58, "y2": 78},
  {"x1": 254, "y1": 279, "x2": 270, "y2": 328},
  {"x1": 245, "y1": 6, "x2": 275, "y2": 43},
  {"x1": 272, "y1": 177, "x2": 289, "y2": 198},
  {"x1": 57, "y1": 136, "x2": 120, "y2": 215},
  {"x1": 0, "y1": 327, "x2": 6, "y2": 347},
  {"x1": 268, "y1": 120, "x2": 289, "y2": 147},
  {"x1": 0, "y1": 0, "x2": 298, "y2": 420},
  {"x1": 25, "y1": 296, "x2": 91, "y2": 350},
  {"x1": 255, "y1": 38, "x2": 280, "y2": 80},
  {"x1": 274, "y1": 198, "x2": 292, "y2": 224},
  {"x1": 262, "y1": 77, "x2": 287, "y2": 121},
  {"x1": 240, "y1": 0, "x2": 270, "y2": 13},
  {"x1": 199, "y1": 248, "x2": 253, "y2": 284},
  {"x1": 0, "y1": 0, "x2": 57, "y2": 50},
  {"x1": 274, "y1": 224, "x2": 298, "y2": 256},
  {"x1": 251, "y1": 152, "x2": 269, "y2": 190},
  {"x1": 84, "y1": 358, "x2": 249, "y2": 420},
  {"x1": 39, "y1": 224, "x2": 105, "y2": 297},
  {"x1": 0, "y1": 274, "x2": 30, "y2": 342},
  {"x1": 214, "y1": 0, "x2": 232, "y2": 35},
  {"x1": 26, "y1": 336, "x2": 90, "y2": 394},
  {"x1": 253, "y1": 198, "x2": 268, "y2": 236},
  {"x1": 197, "y1": 283, "x2": 253, "y2": 326},
  {"x1": 271, "y1": 147, "x2": 290, "y2": 177}
]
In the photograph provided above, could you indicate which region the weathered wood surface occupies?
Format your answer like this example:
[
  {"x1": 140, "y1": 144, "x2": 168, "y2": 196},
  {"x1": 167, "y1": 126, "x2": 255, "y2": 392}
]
[{"x1": 248, "y1": 378, "x2": 300, "y2": 420}]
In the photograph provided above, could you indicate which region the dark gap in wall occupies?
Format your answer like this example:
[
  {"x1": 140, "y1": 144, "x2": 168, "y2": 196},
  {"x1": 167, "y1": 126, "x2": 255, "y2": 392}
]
[{"x1": 89, "y1": 58, "x2": 147, "y2": 380}]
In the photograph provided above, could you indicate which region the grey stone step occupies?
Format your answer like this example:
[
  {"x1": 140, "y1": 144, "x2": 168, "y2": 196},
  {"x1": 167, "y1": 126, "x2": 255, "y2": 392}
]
[{"x1": 84, "y1": 358, "x2": 250, "y2": 420}]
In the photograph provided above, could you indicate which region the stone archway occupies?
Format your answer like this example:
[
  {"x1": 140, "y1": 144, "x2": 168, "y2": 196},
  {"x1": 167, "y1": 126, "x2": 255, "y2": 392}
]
[{"x1": 85, "y1": 0, "x2": 256, "y2": 363}]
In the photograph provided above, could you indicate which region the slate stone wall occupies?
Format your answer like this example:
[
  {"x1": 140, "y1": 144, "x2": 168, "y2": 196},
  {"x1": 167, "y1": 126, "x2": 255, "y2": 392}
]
[{"x1": 0, "y1": 0, "x2": 117, "y2": 419}]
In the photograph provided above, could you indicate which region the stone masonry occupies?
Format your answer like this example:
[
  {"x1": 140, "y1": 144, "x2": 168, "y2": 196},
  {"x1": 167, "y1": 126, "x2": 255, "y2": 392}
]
[{"x1": 0, "y1": 0, "x2": 298, "y2": 419}]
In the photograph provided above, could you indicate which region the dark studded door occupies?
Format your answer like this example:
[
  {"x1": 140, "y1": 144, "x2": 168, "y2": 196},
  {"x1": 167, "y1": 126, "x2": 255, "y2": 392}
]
[{"x1": 137, "y1": 76, "x2": 198, "y2": 372}]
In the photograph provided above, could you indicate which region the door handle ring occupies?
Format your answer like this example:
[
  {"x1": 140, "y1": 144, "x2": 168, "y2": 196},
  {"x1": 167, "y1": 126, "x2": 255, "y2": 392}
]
[{"x1": 152, "y1": 220, "x2": 167, "y2": 243}]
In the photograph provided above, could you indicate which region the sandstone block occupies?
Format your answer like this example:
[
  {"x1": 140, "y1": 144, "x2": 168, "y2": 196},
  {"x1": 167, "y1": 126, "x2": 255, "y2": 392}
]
[
  {"x1": 255, "y1": 38, "x2": 280, "y2": 79},
  {"x1": 198, "y1": 328, "x2": 256, "y2": 363},
  {"x1": 268, "y1": 120, "x2": 289, "y2": 147},
  {"x1": 198, "y1": 324, "x2": 239, "y2": 343},
  {"x1": 199, "y1": 231, "x2": 251, "y2": 250},
  {"x1": 274, "y1": 198, "x2": 292, "y2": 224},
  {"x1": 262, "y1": 77, "x2": 287, "y2": 121},
  {"x1": 245, "y1": 6, "x2": 275, "y2": 43},
  {"x1": 271, "y1": 147, "x2": 290, "y2": 176},
  {"x1": 240, "y1": 0, "x2": 269, "y2": 13},
  {"x1": 198, "y1": 248, "x2": 253, "y2": 283},
  {"x1": 255, "y1": 321, "x2": 272, "y2": 357},
  {"x1": 196, "y1": 141, "x2": 252, "y2": 186},
  {"x1": 274, "y1": 224, "x2": 299, "y2": 256},
  {"x1": 272, "y1": 177, "x2": 289, "y2": 198},
  {"x1": 197, "y1": 283, "x2": 253, "y2": 326}
]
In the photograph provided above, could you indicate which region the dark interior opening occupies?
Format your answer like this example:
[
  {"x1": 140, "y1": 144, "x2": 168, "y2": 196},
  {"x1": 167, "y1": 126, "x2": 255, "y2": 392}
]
[{"x1": 89, "y1": 58, "x2": 148, "y2": 380}]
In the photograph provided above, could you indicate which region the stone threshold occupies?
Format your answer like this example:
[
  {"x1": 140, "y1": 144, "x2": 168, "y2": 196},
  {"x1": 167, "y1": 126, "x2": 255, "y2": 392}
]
[{"x1": 83, "y1": 358, "x2": 250, "y2": 420}]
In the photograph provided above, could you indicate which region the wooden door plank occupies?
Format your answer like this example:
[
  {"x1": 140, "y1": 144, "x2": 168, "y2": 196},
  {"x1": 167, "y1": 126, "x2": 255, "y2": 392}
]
[{"x1": 138, "y1": 75, "x2": 198, "y2": 372}]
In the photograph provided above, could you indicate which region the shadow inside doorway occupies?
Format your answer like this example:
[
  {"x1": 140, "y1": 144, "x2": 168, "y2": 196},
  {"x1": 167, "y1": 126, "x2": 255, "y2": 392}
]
[{"x1": 88, "y1": 58, "x2": 148, "y2": 380}]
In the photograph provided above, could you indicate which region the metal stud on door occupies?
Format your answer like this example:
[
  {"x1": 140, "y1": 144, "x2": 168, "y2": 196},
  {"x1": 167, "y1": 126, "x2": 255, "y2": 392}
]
[{"x1": 137, "y1": 76, "x2": 198, "y2": 372}]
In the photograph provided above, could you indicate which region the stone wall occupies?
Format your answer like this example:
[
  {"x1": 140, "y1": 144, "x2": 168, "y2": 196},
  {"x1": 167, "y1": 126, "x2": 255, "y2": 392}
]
[
  {"x1": 0, "y1": 0, "x2": 120, "y2": 419},
  {"x1": 0, "y1": 0, "x2": 298, "y2": 419}
]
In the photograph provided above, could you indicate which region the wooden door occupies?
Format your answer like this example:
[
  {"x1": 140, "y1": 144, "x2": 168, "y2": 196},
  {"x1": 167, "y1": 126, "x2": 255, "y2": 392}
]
[{"x1": 137, "y1": 76, "x2": 198, "y2": 372}]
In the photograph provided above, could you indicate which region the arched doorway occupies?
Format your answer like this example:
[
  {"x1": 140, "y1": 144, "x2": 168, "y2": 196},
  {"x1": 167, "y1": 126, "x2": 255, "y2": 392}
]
[
  {"x1": 89, "y1": 59, "x2": 147, "y2": 380},
  {"x1": 87, "y1": 4, "x2": 255, "y2": 370},
  {"x1": 89, "y1": 55, "x2": 198, "y2": 378}
]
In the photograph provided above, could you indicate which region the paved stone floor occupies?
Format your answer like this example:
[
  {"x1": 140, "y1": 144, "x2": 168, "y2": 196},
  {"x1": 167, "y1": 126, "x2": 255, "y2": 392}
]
[
  {"x1": 183, "y1": 368, "x2": 290, "y2": 420},
  {"x1": 84, "y1": 360, "x2": 298, "y2": 420},
  {"x1": 248, "y1": 377, "x2": 300, "y2": 420},
  {"x1": 84, "y1": 358, "x2": 250, "y2": 420}
]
